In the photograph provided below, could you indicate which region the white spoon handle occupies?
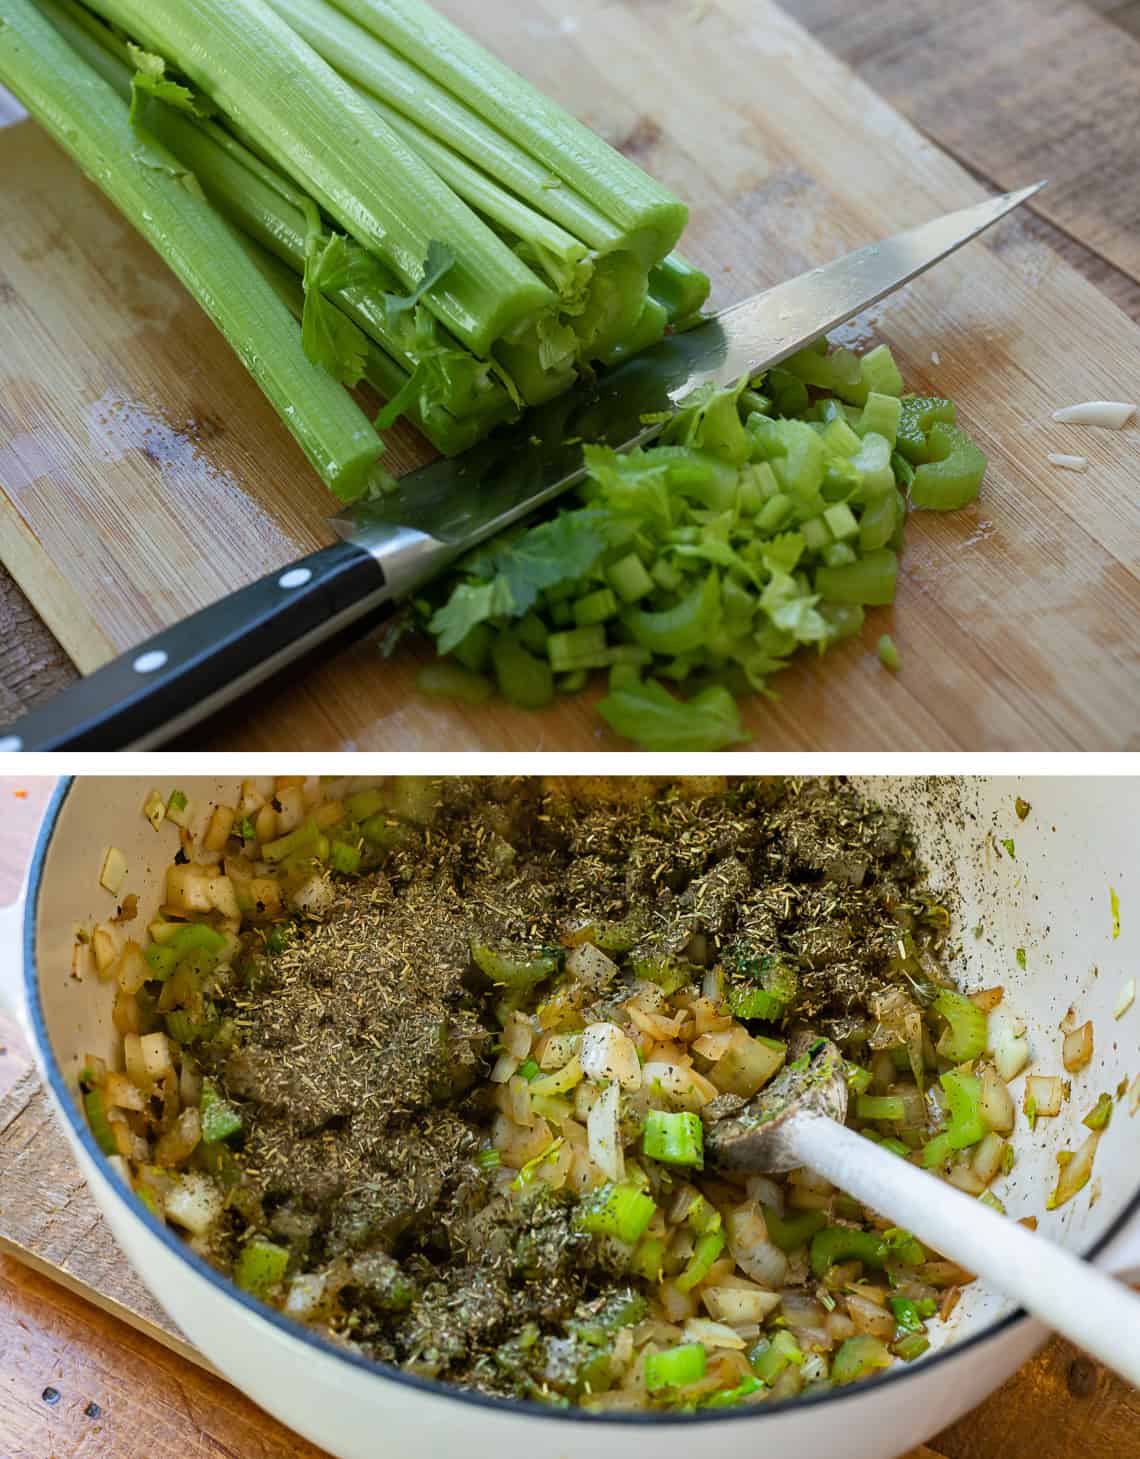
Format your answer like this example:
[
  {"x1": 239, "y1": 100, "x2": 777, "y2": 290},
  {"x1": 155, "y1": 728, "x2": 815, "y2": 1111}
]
[{"x1": 787, "y1": 1110, "x2": 1140, "y2": 1387}]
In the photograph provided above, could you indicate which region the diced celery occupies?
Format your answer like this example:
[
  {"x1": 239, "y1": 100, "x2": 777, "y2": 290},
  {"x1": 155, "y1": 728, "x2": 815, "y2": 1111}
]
[
  {"x1": 910, "y1": 423, "x2": 987, "y2": 511},
  {"x1": 492, "y1": 635, "x2": 554, "y2": 708},
  {"x1": 801, "y1": 516, "x2": 831, "y2": 551},
  {"x1": 574, "y1": 588, "x2": 618, "y2": 627},
  {"x1": 858, "y1": 392, "x2": 902, "y2": 447},
  {"x1": 823, "y1": 502, "x2": 859, "y2": 542},
  {"x1": 607, "y1": 553, "x2": 654, "y2": 603},
  {"x1": 575, "y1": 1182, "x2": 656, "y2": 1244},
  {"x1": 859, "y1": 344, "x2": 904, "y2": 398},
  {"x1": 642, "y1": 1110, "x2": 704, "y2": 1168},
  {"x1": 940, "y1": 1069, "x2": 988, "y2": 1149},
  {"x1": 548, "y1": 624, "x2": 609, "y2": 673},
  {"x1": 895, "y1": 397, "x2": 956, "y2": 465},
  {"x1": 675, "y1": 1228, "x2": 725, "y2": 1292},
  {"x1": 932, "y1": 988, "x2": 988, "y2": 1063},
  {"x1": 234, "y1": 1237, "x2": 290, "y2": 1297},
  {"x1": 645, "y1": 1342, "x2": 706, "y2": 1392},
  {"x1": 814, "y1": 548, "x2": 898, "y2": 606},
  {"x1": 831, "y1": 1335, "x2": 893, "y2": 1385}
]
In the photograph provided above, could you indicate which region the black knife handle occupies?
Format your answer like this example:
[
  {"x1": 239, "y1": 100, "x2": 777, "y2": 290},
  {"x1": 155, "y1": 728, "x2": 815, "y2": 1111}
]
[{"x1": 2, "y1": 535, "x2": 423, "y2": 751}]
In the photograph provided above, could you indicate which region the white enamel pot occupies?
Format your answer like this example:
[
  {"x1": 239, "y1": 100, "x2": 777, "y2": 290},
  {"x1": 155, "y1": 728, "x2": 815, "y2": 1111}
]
[{"x1": 1, "y1": 776, "x2": 1137, "y2": 1459}]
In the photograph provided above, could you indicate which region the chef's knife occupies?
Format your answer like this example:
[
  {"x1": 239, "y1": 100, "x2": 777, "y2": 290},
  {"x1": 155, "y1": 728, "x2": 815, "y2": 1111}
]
[{"x1": 0, "y1": 184, "x2": 1044, "y2": 752}]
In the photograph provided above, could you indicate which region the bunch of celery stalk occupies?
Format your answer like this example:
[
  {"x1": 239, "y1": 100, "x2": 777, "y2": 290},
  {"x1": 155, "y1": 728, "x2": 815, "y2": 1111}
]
[{"x1": 0, "y1": 0, "x2": 709, "y2": 500}]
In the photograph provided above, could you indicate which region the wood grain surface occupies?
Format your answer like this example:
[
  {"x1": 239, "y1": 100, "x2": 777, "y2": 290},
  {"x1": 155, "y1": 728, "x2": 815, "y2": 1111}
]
[
  {"x1": 1, "y1": 776, "x2": 1138, "y2": 1459},
  {"x1": 1, "y1": 0, "x2": 1139, "y2": 751}
]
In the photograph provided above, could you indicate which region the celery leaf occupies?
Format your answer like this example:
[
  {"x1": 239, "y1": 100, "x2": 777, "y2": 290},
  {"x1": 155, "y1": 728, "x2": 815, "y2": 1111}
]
[
  {"x1": 429, "y1": 579, "x2": 516, "y2": 656},
  {"x1": 598, "y1": 680, "x2": 750, "y2": 751},
  {"x1": 385, "y1": 241, "x2": 455, "y2": 323},
  {"x1": 301, "y1": 235, "x2": 384, "y2": 387},
  {"x1": 463, "y1": 510, "x2": 609, "y2": 615},
  {"x1": 127, "y1": 44, "x2": 215, "y2": 123}
]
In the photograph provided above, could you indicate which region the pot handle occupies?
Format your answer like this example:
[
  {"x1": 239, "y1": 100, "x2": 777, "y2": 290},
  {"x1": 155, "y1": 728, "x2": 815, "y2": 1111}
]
[{"x1": 0, "y1": 896, "x2": 25, "y2": 1028}]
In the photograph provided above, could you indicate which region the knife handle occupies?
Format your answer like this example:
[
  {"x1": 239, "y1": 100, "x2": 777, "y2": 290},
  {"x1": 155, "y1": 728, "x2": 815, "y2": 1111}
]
[{"x1": 1, "y1": 525, "x2": 449, "y2": 751}]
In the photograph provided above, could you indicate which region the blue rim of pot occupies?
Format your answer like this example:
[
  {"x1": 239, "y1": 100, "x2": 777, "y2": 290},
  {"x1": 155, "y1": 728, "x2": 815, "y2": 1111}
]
[{"x1": 22, "y1": 777, "x2": 1140, "y2": 1425}]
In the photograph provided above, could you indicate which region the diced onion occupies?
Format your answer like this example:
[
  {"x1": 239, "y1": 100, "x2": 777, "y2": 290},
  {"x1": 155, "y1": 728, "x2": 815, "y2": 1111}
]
[
  {"x1": 99, "y1": 846, "x2": 128, "y2": 896},
  {"x1": 845, "y1": 1290, "x2": 895, "y2": 1340},
  {"x1": 164, "y1": 1171, "x2": 224, "y2": 1234},
  {"x1": 587, "y1": 1079, "x2": 625, "y2": 1182},
  {"x1": 1049, "y1": 1130, "x2": 1100, "y2": 1209},
  {"x1": 502, "y1": 1013, "x2": 533, "y2": 1061},
  {"x1": 684, "y1": 1317, "x2": 746, "y2": 1350},
  {"x1": 725, "y1": 1205, "x2": 787, "y2": 1288},
  {"x1": 1114, "y1": 978, "x2": 1135, "y2": 1021},
  {"x1": 1046, "y1": 453, "x2": 1088, "y2": 472},
  {"x1": 979, "y1": 1065, "x2": 1015, "y2": 1134},
  {"x1": 1051, "y1": 401, "x2": 1136, "y2": 429},
  {"x1": 92, "y1": 925, "x2": 117, "y2": 976},
  {"x1": 580, "y1": 1022, "x2": 642, "y2": 1090},
  {"x1": 701, "y1": 1285, "x2": 781, "y2": 1326},
  {"x1": 987, "y1": 1006, "x2": 1031, "y2": 1082},
  {"x1": 1024, "y1": 1074, "x2": 1064, "y2": 1117},
  {"x1": 1062, "y1": 1020, "x2": 1093, "y2": 1073},
  {"x1": 139, "y1": 1031, "x2": 174, "y2": 1083},
  {"x1": 285, "y1": 1271, "x2": 328, "y2": 1319}
]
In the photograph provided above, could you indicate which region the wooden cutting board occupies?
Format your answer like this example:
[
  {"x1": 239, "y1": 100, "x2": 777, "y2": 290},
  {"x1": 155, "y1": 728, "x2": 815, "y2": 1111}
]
[{"x1": 1, "y1": 0, "x2": 1139, "y2": 751}]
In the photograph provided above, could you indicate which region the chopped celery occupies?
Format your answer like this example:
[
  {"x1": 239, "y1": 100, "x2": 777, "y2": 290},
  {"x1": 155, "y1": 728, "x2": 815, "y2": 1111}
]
[
  {"x1": 200, "y1": 1081, "x2": 243, "y2": 1143},
  {"x1": 810, "y1": 1225, "x2": 887, "y2": 1279},
  {"x1": 645, "y1": 1343, "x2": 707, "y2": 1393},
  {"x1": 895, "y1": 397, "x2": 956, "y2": 465},
  {"x1": 858, "y1": 392, "x2": 902, "y2": 447},
  {"x1": 416, "y1": 661, "x2": 493, "y2": 705},
  {"x1": 642, "y1": 1110, "x2": 703, "y2": 1168},
  {"x1": 675, "y1": 1228, "x2": 726, "y2": 1292},
  {"x1": 855, "y1": 1094, "x2": 906, "y2": 1123},
  {"x1": 859, "y1": 344, "x2": 904, "y2": 398},
  {"x1": 470, "y1": 941, "x2": 559, "y2": 988},
  {"x1": 607, "y1": 553, "x2": 655, "y2": 603},
  {"x1": 894, "y1": 1333, "x2": 931, "y2": 1362},
  {"x1": 940, "y1": 1069, "x2": 988, "y2": 1149},
  {"x1": 84, "y1": 1089, "x2": 119, "y2": 1156},
  {"x1": 575, "y1": 1183, "x2": 656, "y2": 1245},
  {"x1": 234, "y1": 1237, "x2": 290, "y2": 1297},
  {"x1": 916, "y1": 1132, "x2": 951, "y2": 1167},
  {"x1": 492, "y1": 635, "x2": 554, "y2": 709},
  {"x1": 574, "y1": 588, "x2": 618, "y2": 627},
  {"x1": 932, "y1": 988, "x2": 988, "y2": 1063},
  {"x1": 831, "y1": 1335, "x2": 893, "y2": 1385},
  {"x1": 761, "y1": 1204, "x2": 826, "y2": 1254},
  {"x1": 548, "y1": 625, "x2": 609, "y2": 674},
  {"x1": 815, "y1": 548, "x2": 898, "y2": 606},
  {"x1": 910, "y1": 423, "x2": 987, "y2": 511},
  {"x1": 877, "y1": 633, "x2": 900, "y2": 671}
]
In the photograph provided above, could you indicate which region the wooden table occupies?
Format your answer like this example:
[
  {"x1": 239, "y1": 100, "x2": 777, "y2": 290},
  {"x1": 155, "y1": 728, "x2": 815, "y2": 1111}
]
[
  {"x1": 3, "y1": 0, "x2": 1140, "y2": 746},
  {"x1": 1, "y1": 777, "x2": 1138, "y2": 1459}
]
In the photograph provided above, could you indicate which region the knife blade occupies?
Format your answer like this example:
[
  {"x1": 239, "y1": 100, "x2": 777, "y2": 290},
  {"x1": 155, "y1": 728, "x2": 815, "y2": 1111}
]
[{"x1": 0, "y1": 183, "x2": 1044, "y2": 752}]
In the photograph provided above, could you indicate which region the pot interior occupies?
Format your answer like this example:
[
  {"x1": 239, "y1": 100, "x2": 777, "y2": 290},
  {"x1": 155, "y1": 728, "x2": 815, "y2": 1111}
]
[{"x1": 24, "y1": 775, "x2": 1140, "y2": 1363}]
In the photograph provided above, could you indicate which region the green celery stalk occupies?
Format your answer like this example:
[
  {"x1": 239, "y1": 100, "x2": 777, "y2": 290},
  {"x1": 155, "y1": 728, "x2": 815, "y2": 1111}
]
[
  {"x1": 247, "y1": 232, "x2": 517, "y2": 453},
  {"x1": 326, "y1": 0, "x2": 688, "y2": 265},
  {"x1": 263, "y1": 0, "x2": 594, "y2": 290},
  {"x1": 5, "y1": 0, "x2": 383, "y2": 500},
  {"x1": 47, "y1": 0, "x2": 521, "y2": 439},
  {"x1": 648, "y1": 252, "x2": 712, "y2": 325},
  {"x1": 83, "y1": 0, "x2": 555, "y2": 356},
  {"x1": 264, "y1": 0, "x2": 626, "y2": 255}
]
